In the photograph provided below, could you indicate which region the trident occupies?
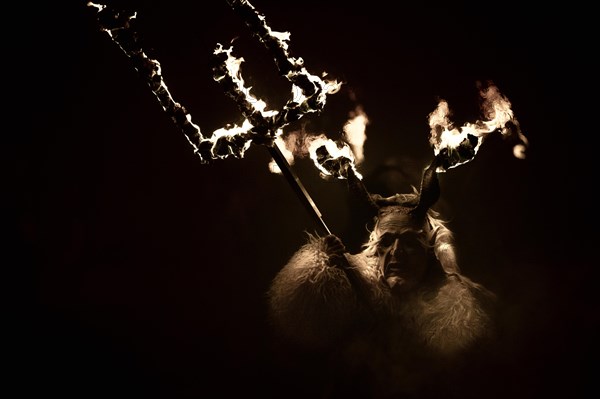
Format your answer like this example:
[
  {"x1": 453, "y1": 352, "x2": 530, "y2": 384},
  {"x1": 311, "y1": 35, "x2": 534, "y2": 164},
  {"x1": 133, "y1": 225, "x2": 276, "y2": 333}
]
[{"x1": 88, "y1": 0, "x2": 339, "y2": 235}]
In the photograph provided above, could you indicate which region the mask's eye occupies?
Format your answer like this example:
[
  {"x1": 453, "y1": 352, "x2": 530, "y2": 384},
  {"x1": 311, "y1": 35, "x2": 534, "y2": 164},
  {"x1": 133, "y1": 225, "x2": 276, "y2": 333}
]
[
  {"x1": 377, "y1": 234, "x2": 396, "y2": 251},
  {"x1": 402, "y1": 236, "x2": 426, "y2": 254},
  {"x1": 376, "y1": 233, "x2": 426, "y2": 256}
]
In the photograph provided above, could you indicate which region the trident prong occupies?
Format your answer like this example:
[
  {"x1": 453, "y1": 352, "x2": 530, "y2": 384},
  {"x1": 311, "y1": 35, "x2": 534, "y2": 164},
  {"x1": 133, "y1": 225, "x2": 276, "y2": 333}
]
[{"x1": 88, "y1": 1, "x2": 338, "y2": 235}]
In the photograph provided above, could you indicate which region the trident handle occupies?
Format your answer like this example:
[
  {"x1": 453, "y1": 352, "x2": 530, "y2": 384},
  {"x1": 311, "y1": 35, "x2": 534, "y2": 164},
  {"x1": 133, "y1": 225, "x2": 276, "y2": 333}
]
[{"x1": 268, "y1": 143, "x2": 331, "y2": 235}]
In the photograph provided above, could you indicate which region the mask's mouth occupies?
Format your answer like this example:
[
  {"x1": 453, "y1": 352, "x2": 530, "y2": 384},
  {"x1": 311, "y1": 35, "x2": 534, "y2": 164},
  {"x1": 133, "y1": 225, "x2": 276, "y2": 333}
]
[
  {"x1": 385, "y1": 274, "x2": 407, "y2": 290},
  {"x1": 383, "y1": 261, "x2": 421, "y2": 292},
  {"x1": 384, "y1": 255, "x2": 408, "y2": 273},
  {"x1": 383, "y1": 262, "x2": 406, "y2": 286}
]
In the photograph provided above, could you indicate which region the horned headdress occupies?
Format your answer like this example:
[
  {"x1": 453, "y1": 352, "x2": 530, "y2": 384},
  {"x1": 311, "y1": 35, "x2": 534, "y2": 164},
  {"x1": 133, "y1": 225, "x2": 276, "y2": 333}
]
[{"x1": 315, "y1": 144, "x2": 443, "y2": 227}]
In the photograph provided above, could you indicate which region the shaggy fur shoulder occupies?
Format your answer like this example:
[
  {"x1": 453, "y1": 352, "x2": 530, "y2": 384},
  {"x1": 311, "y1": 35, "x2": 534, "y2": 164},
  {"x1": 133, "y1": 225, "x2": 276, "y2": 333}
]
[{"x1": 267, "y1": 237, "x2": 363, "y2": 348}]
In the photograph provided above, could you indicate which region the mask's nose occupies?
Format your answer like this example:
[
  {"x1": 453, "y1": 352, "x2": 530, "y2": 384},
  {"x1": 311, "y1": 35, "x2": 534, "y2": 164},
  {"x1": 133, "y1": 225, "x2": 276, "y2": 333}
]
[{"x1": 390, "y1": 238, "x2": 403, "y2": 258}]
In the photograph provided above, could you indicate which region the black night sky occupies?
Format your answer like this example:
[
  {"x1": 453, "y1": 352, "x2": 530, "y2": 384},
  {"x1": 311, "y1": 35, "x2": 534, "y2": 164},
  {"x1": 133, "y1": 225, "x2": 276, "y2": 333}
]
[{"x1": 9, "y1": 1, "x2": 590, "y2": 398}]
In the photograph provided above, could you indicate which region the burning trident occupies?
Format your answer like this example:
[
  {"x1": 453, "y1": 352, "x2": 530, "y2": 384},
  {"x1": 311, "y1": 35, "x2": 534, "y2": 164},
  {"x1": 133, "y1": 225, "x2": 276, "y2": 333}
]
[
  {"x1": 88, "y1": 0, "x2": 341, "y2": 235},
  {"x1": 88, "y1": 0, "x2": 528, "y2": 237}
]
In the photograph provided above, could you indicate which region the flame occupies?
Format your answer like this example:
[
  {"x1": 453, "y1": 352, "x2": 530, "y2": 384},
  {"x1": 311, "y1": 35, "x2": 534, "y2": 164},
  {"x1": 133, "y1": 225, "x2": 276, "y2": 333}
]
[
  {"x1": 91, "y1": 0, "x2": 527, "y2": 187},
  {"x1": 342, "y1": 105, "x2": 369, "y2": 164},
  {"x1": 271, "y1": 105, "x2": 368, "y2": 178},
  {"x1": 214, "y1": 44, "x2": 279, "y2": 118},
  {"x1": 90, "y1": 1, "x2": 346, "y2": 167},
  {"x1": 211, "y1": 44, "x2": 341, "y2": 165},
  {"x1": 428, "y1": 82, "x2": 528, "y2": 171},
  {"x1": 307, "y1": 136, "x2": 362, "y2": 180}
]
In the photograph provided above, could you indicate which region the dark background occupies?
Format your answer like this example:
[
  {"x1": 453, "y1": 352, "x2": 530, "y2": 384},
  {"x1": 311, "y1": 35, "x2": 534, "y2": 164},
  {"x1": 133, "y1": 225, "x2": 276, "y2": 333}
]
[{"x1": 10, "y1": 1, "x2": 590, "y2": 398}]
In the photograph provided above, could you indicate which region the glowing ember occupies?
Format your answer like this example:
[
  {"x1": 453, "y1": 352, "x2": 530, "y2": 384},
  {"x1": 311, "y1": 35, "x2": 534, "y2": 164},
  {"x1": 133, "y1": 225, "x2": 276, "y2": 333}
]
[{"x1": 428, "y1": 82, "x2": 528, "y2": 171}]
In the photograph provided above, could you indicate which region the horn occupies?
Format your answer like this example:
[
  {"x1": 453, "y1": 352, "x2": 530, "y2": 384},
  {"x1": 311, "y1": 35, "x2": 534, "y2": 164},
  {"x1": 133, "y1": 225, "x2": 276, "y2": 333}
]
[
  {"x1": 344, "y1": 161, "x2": 379, "y2": 215},
  {"x1": 410, "y1": 155, "x2": 442, "y2": 217},
  {"x1": 313, "y1": 144, "x2": 380, "y2": 216}
]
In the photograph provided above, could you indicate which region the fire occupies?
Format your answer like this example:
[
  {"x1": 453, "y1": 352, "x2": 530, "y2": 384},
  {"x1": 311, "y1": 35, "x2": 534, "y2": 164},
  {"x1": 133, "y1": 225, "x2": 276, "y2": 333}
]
[
  {"x1": 89, "y1": 1, "x2": 342, "y2": 164},
  {"x1": 214, "y1": 44, "x2": 280, "y2": 118},
  {"x1": 428, "y1": 82, "x2": 528, "y2": 171},
  {"x1": 269, "y1": 105, "x2": 368, "y2": 179},
  {"x1": 308, "y1": 137, "x2": 362, "y2": 180},
  {"x1": 308, "y1": 105, "x2": 369, "y2": 180},
  {"x1": 342, "y1": 106, "x2": 369, "y2": 164},
  {"x1": 90, "y1": 1, "x2": 529, "y2": 236}
]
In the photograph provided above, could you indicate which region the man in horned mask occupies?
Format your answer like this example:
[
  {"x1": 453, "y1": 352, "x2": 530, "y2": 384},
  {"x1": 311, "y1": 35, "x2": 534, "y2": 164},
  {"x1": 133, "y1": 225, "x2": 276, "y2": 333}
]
[{"x1": 267, "y1": 155, "x2": 497, "y2": 397}]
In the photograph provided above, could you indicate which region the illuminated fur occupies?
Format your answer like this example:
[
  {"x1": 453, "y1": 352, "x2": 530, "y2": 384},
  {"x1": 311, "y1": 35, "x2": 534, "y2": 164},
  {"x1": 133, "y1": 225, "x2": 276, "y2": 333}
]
[{"x1": 267, "y1": 209, "x2": 495, "y2": 355}]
